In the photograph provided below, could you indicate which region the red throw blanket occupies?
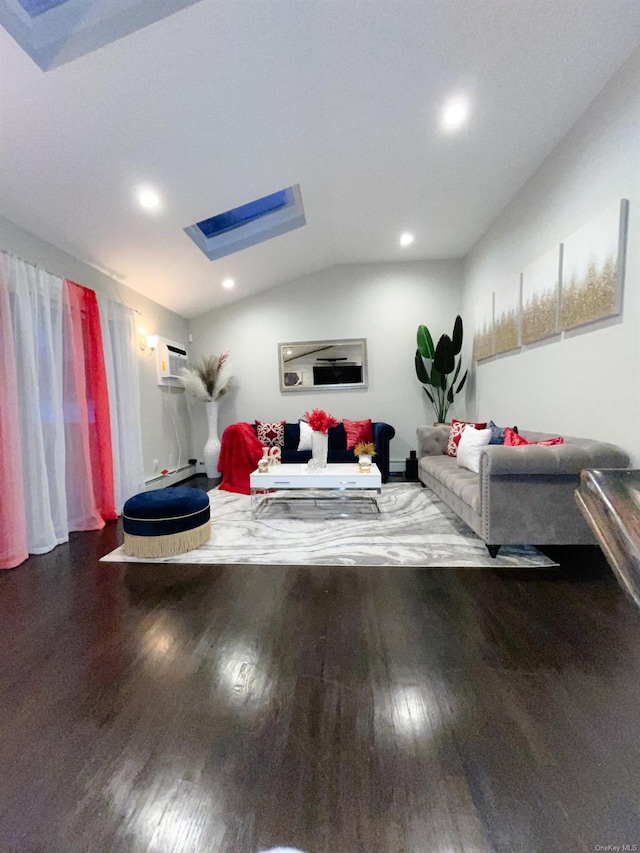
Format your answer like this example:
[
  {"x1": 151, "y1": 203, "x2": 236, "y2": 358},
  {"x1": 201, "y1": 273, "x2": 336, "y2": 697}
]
[{"x1": 218, "y1": 422, "x2": 264, "y2": 495}]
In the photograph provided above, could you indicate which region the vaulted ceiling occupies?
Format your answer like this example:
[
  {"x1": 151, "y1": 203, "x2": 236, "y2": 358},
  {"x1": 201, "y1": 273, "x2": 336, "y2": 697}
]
[{"x1": 2, "y1": 0, "x2": 640, "y2": 318}]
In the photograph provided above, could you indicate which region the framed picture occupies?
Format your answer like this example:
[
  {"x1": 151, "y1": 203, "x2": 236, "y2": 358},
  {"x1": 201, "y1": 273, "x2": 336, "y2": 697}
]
[
  {"x1": 493, "y1": 275, "x2": 521, "y2": 355},
  {"x1": 521, "y1": 245, "x2": 562, "y2": 345},
  {"x1": 472, "y1": 294, "x2": 494, "y2": 362},
  {"x1": 561, "y1": 199, "x2": 628, "y2": 331}
]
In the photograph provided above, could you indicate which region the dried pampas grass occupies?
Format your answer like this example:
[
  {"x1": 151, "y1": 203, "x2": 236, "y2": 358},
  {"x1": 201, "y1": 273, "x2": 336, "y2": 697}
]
[{"x1": 180, "y1": 352, "x2": 234, "y2": 402}]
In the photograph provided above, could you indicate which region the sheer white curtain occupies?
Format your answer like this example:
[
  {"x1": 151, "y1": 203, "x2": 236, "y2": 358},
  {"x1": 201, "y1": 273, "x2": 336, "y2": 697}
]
[
  {"x1": 1, "y1": 250, "x2": 146, "y2": 567},
  {"x1": 97, "y1": 294, "x2": 145, "y2": 513},
  {"x1": 5, "y1": 253, "x2": 69, "y2": 553}
]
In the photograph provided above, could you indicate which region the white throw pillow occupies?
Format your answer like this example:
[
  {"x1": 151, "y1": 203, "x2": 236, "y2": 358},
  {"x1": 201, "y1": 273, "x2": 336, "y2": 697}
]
[
  {"x1": 297, "y1": 419, "x2": 313, "y2": 451},
  {"x1": 456, "y1": 426, "x2": 492, "y2": 473}
]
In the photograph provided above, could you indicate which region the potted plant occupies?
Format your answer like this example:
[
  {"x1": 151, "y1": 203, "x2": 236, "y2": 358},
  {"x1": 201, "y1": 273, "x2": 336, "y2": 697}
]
[
  {"x1": 181, "y1": 353, "x2": 234, "y2": 477},
  {"x1": 414, "y1": 316, "x2": 468, "y2": 424},
  {"x1": 354, "y1": 440, "x2": 376, "y2": 473}
]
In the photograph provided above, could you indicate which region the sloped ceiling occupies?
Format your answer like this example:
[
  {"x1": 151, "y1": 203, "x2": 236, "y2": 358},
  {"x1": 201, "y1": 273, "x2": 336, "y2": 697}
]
[{"x1": 1, "y1": 0, "x2": 640, "y2": 318}]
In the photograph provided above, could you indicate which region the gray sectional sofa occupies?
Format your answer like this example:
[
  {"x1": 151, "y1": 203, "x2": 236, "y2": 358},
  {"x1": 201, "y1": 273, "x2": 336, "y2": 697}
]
[{"x1": 417, "y1": 424, "x2": 630, "y2": 556}]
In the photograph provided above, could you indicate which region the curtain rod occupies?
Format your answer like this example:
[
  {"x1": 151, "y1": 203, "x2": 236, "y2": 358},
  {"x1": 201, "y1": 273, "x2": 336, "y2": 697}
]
[{"x1": 0, "y1": 248, "x2": 141, "y2": 314}]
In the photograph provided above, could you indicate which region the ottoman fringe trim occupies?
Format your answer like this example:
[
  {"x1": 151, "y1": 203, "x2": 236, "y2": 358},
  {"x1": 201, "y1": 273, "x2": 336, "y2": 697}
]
[{"x1": 123, "y1": 520, "x2": 211, "y2": 558}]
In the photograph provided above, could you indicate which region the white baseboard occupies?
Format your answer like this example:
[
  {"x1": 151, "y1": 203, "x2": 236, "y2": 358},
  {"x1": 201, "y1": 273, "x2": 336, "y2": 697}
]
[{"x1": 144, "y1": 465, "x2": 197, "y2": 490}]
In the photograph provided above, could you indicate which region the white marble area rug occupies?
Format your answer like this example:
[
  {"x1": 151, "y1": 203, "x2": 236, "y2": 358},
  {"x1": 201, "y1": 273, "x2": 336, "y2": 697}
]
[{"x1": 101, "y1": 483, "x2": 557, "y2": 568}]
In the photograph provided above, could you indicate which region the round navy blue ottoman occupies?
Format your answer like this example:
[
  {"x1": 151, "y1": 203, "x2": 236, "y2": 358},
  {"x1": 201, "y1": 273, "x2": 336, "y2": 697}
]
[{"x1": 122, "y1": 486, "x2": 211, "y2": 558}]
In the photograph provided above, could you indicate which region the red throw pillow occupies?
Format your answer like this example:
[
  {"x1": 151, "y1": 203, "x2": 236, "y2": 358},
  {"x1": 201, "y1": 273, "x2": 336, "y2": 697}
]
[
  {"x1": 343, "y1": 418, "x2": 373, "y2": 450},
  {"x1": 446, "y1": 419, "x2": 488, "y2": 457},
  {"x1": 255, "y1": 420, "x2": 285, "y2": 447},
  {"x1": 504, "y1": 427, "x2": 564, "y2": 447}
]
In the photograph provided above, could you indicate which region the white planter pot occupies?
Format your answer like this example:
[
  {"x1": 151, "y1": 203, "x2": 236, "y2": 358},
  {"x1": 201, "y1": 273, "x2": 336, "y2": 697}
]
[{"x1": 358, "y1": 453, "x2": 372, "y2": 472}]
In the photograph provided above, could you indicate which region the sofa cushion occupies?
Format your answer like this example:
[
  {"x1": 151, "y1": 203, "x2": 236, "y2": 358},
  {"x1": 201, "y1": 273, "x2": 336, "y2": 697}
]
[
  {"x1": 328, "y1": 423, "x2": 348, "y2": 451},
  {"x1": 343, "y1": 418, "x2": 373, "y2": 449},
  {"x1": 504, "y1": 427, "x2": 564, "y2": 447},
  {"x1": 281, "y1": 448, "x2": 311, "y2": 464},
  {"x1": 420, "y1": 455, "x2": 480, "y2": 513},
  {"x1": 487, "y1": 420, "x2": 518, "y2": 445},
  {"x1": 281, "y1": 422, "x2": 300, "y2": 449},
  {"x1": 297, "y1": 419, "x2": 313, "y2": 451},
  {"x1": 256, "y1": 420, "x2": 285, "y2": 447},
  {"x1": 457, "y1": 426, "x2": 492, "y2": 473},
  {"x1": 446, "y1": 419, "x2": 488, "y2": 456}
]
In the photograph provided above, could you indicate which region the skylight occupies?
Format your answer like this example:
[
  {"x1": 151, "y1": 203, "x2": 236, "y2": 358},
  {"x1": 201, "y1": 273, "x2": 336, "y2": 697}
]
[
  {"x1": 0, "y1": 0, "x2": 203, "y2": 70},
  {"x1": 196, "y1": 190, "x2": 289, "y2": 238},
  {"x1": 184, "y1": 185, "x2": 305, "y2": 262},
  {"x1": 17, "y1": 0, "x2": 69, "y2": 16}
]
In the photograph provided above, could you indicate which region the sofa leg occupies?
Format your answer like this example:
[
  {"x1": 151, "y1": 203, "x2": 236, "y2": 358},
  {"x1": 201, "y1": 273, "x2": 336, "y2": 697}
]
[{"x1": 486, "y1": 544, "x2": 501, "y2": 558}]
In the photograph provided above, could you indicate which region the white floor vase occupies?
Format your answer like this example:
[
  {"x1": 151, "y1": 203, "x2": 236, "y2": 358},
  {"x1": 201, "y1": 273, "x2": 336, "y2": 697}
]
[{"x1": 203, "y1": 399, "x2": 221, "y2": 478}]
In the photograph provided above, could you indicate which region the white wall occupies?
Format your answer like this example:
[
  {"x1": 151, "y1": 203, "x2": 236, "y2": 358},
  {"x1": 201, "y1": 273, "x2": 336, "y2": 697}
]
[
  {"x1": 463, "y1": 45, "x2": 640, "y2": 464},
  {"x1": 188, "y1": 260, "x2": 464, "y2": 466},
  {"x1": 0, "y1": 215, "x2": 192, "y2": 481}
]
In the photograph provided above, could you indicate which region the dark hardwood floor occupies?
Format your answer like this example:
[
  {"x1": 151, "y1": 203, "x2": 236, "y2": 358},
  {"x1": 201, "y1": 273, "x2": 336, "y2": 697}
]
[{"x1": 1, "y1": 478, "x2": 639, "y2": 852}]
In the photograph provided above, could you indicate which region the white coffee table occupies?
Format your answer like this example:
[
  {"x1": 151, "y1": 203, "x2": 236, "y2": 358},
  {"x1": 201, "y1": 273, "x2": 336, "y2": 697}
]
[{"x1": 249, "y1": 462, "x2": 382, "y2": 517}]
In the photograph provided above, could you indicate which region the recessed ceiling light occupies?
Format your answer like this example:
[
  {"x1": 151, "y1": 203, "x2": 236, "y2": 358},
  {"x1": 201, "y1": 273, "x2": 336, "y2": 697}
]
[
  {"x1": 222, "y1": 278, "x2": 235, "y2": 289},
  {"x1": 399, "y1": 232, "x2": 414, "y2": 247},
  {"x1": 440, "y1": 96, "x2": 469, "y2": 132},
  {"x1": 137, "y1": 188, "x2": 161, "y2": 210}
]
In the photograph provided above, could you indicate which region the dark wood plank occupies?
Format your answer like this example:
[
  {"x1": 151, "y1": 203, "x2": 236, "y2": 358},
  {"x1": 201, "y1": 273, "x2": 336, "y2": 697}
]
[{"x1": 1, "y1": 483, "x2": 639, "y2": 852}]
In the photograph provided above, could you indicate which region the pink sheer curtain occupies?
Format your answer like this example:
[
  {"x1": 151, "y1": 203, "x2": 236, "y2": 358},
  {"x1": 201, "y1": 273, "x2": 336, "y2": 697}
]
[
  {"x1": 64, "y1": 281, "x2": 117, "y2": 527},
  {"x1": 0, "y1": 258, "x2": 28, "y2": 569}
]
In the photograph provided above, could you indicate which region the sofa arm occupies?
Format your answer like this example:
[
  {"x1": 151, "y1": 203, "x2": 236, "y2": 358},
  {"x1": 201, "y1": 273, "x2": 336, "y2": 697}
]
[
  {"x1": 481, "y1": 442, "x2": 629, "y2": 477},
  {"x1": 417, "y1": 424, "x2": 449, "y2": 458},
  {"x1": 373, "y1": 421, "x2": 396, "y2": 484}
]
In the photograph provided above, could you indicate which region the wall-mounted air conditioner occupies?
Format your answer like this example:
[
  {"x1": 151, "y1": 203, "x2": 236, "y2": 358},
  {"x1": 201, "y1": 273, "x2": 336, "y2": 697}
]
[{"x1": 156, "y1": 337, "x2": 188, "y2": 386}]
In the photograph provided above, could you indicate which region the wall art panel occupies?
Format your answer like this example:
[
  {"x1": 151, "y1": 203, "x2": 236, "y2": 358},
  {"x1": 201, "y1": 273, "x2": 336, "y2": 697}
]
[
  {"x1": 561, "y1": 199, "x2": 628, "y2": 331},
  {"x1": 493, "y1": 276, "x2": 521, "y2": 355},
  {"x1": 521, "y1": 245, "x2": 561, "y2": 344},
  {"x1": 472, "y1": 293, "x2": 494, "y2": 362}
]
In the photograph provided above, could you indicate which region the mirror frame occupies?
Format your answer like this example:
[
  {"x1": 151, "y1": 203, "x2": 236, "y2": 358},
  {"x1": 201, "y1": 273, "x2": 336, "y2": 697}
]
[{"x1": 278, "y1": 338, "x2": 368, "y2": 393}]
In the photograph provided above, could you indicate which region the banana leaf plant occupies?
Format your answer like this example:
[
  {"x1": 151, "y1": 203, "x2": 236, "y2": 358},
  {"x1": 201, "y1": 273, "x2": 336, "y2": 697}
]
[{"x1": 414, "y1": 315, "x2": 468, "y2": 423}]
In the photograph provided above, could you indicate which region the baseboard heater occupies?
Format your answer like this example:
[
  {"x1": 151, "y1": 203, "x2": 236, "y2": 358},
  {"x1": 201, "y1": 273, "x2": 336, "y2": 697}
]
[{"x1": 145, "y1": 464, "x2": 196, "y2": 490}]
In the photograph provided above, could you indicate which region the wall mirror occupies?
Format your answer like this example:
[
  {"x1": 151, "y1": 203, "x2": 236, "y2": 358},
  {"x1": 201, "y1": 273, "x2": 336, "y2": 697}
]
[{"x1": 278, "y1": 338, "x2": 368, "y2": 393}]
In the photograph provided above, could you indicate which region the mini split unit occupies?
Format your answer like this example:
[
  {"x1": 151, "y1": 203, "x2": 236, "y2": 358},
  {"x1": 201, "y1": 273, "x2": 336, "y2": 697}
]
[{"x1": 155, "y1": 337, "x2": 187, "y2": 386}]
